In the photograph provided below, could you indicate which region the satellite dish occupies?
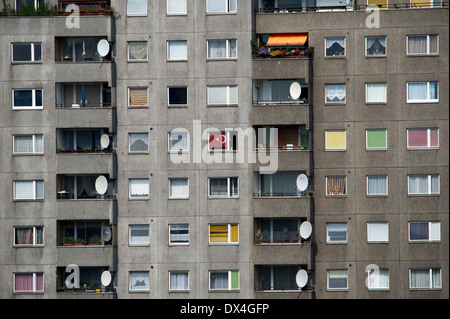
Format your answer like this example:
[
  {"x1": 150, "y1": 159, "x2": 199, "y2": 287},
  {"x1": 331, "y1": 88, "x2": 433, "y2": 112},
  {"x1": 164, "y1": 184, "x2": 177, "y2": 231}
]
[
  {"x1": 95, "y1": 175, "x2": 108, "y2": 195},
  {"x1": 97, "y1": 39, "x2": 110, "y2": 58},
  {"x1": 102, "y1": 227, "x2": 112, "y2": 242},
  {"x1": 100, "y1": 134, "x2": 110, "y2": 149},
  {"x1": 101, "y1": 271, "x2": 112, "y2": 287},
  {"x1": 295, "y1": 269, "x2": 308, "y2": 288},
  {"x1": 289, "y1": 81, "x2": 302, "y2": 100},
  {"x1": 299, "y1": 221, "x2": 312, "y2": 240},
  {"x1": 296, "y1": 174, "x2": 309, "y2": 192}
]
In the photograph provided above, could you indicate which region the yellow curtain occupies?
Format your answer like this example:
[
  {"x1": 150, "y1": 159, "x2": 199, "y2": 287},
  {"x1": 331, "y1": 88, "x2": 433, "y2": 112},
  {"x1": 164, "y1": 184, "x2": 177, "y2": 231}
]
[
  {"x1": 326, "y1": 131, "x2": 346, "y2": 150},
  {"x1": 367, "y1": 0, "x2": 388, "y2": 8},
  {"x1": 230, "y1": 225, "x2": 239, "y2": 243},
  {"x1": 210, "y1": 225, "x2": 228, "y2": 243},
  {"x1": 410, "y1": 0, "x2": 432, "y2": 7}
]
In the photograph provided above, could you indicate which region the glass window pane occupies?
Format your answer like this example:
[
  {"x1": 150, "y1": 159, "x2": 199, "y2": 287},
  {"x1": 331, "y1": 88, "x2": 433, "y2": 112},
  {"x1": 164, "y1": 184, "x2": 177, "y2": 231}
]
[
  {"x1": 408, "y1": 129, "x2": 428, "y2": 147},
  {"x1": 327, "y1": 223, "x2": 347, "y2": 242},
  {"x1": 14, "y1": 90, "x2": 33, "y2": 107},
  {"x1": 167, "y1": 0, "x2": 187, "y2": 14},
  {"x1": 168, "y1": 87, "x2": 188, "y2": 105},
  {"x1": 14, "y1": 135, "x2": 34, "y2": 153},
  {"x1": 34, "y1": 43, "x2": 42, "y2": 61},
  {"x1": 366, "y1": 129, "x2": 387, "y2": 149},
  {"x1": 129, "y1": 133, "x2": 148, "y2": 152},
  {"x1": 407, "y1": 82, "x2": 427, "y2": 101},
  {"x1": 128, "y1": 42, "x2": 148, "y2": 60},
  {"x1": 35, "y1": 181, "x2": 44, "y2": 199},
  {"x1": 35, "y1": 90, "x2": 42, "y2": 107},
  {"x1": 367, "y1": 176, "x2": 387, "y2": 195},
  {"x1": 207, "y1": 0, "x2": 227, "y2": 12},
  {"x1": 408, "y1": 175, "x2": 428, "y2": 194},
  {"x1": 169, "y1": 178, "x2": 188, "y2": 198},
  {"x1": 130, "y1": 271, "x2": 149, "y2": 291},
  {"x1": 129, "y1": 179, "x2": 149, "y2": 198},
  {"x1": 168, "y1": 132, "x2": 188, "y2": 151},
  {"x1": 127, "y1": 0, "x2": 147, "y2": 15},
  {"x1": 325, "y1": 131, "x2": 346, "y2": 150},
  {"x1": 210, "y1": 225, "x2": 229, "y2": 243},
  {"x1": 367, "y1": 222, "x2": 388, "y2": 242},
  {"x1": 209, "y1": 178, "x2": 228, "y2": 196},
  {"x1": 366, "y1": 83, "x2": 387, "y2": 102},
  {"x1": 325, "y1": 38, "x2": 345, "y2": 56},
  {"x1": 14, "y1": 181, "x2": 34, "y2": 199},
  {"x1": 366, "y1": 36, "x2": 386, "y2": 55},
  {"x1": 325, "y1": 84, "x2": 346, "y2": 103},
  {"x1": 410, "y1": 222, "x2": 428, "y2": 240},
  {"x1": 326, "y1": 176, "x2": 347, "y2": 195},
  {"x1": 208, "y1": 40, "x2": 227, "y2": 58},
  {"x1": 170, "y1": 272, "x2": 189, "y2": 290},
  {"x1": 170, "y1": 224, "x2": 189, "y2": 243},
  {"x1": 168, "y1": 41, "x2": 187, "y2": 60},
  {"x1": 130, "y1": 225, "x2": 149, "y2": 245},
  {"x1": 328, "y1": 270, "x2": 348, "y2": 289},
  {"x1": 407, "y1": 35, "x2": 427, "y2": 54},
  {"x1": 12, "y1": 43, "x2": 32, "y2": 61}
]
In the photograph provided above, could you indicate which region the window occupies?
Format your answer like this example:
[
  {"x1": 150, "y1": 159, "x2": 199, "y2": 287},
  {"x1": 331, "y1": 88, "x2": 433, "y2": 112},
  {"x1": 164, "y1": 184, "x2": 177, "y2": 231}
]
[
  {"x1": 208, "y1": 131, "x2": 238, "y2": 151},
  {"x1": 325, "y1": 37, "x2": 345, "y2": 57},
  {"x1": 169, "y1": 178, "x2": 189, "y2": 199},
  {"x1": 365, "y1": 36, "x2": 386, "y2": 56},
  {"x1": 169, "y1": 271, "x2": 189, "y2": 291},
  {"x1": 129, "y1": 271, "x2": 150, "y2": 291},
  {"x1": 253, "y1": 171, "x2": 309, "y2": 198},
  {"x1": 128, "y1": 42, "x2": 148, "y2": 61},
  {"x1": 13, "y1": 89, "x2": 43, "y2": 109},
  {"x1": 407, "y1": 35, "x2": 438, "y2": 55},
  {"x1": 325, "y1": 130, "x2": 346, "y2": 151},
  {"x1": 207, "y1": 39, "x2": 237, "y2": 59},
  {"x1": 128, "y1": 87, "x2": 148, "y2": 107},
  {"x1": 368, "y1": 269, "x2": 389, "y2": 290},
  {"x1": 168, "y1": 132, "x2": 189, "y2": 152},
  {"x1": 167, "y1": 40, "x2": 188, "y2": 61},
  {"x1": 410, "y1": 268, "x2": 442, "y2": 289},
  {"x1": 15, "y1": 0, "x2": 42, "y2": 10},
  {"x1": 256, "y1": 265, "x2": 303, "y2": 291},
  {"x1": 209, "y1": 270, "x2": 239, "y2": 291},
  {"x1": 410, "y1": 0, "x2": 443, "y2": 7},
  {"x1": 407, "y1": 82, "x2": 438, "y2": 103},
  {"x1": 168, "y1": 87, "x2": 188, "y2": 106},
  {"x1": 207, "y1": 85, "x2": 238, "y2": 105},
  {"x1": 209, "y1": 224, "x2": 239, "y2": 244},
  {"x1": 169, "y1": 224, "x2": 189, "y2": 245},
  {"x1": 367, "y1": 222, "x2": 389, "y2": 242},
  {"x1": 129, "y1": 179, "x2": 149, "y2": 199},
  {"x1": 207, "y1": 0, "x2": 237, "y2": 13},
  {"x1": 327, "y1": 223, "x2": 347, "y2": 243},
  {"x1": 325, "y1": 84, "x2": 346, "y2": 103},
  {"x1": 127, "y1": 0, "x2": 147, "y2": 15},
  {"x1": 14, "y1": 226, "x2": 44, "y2": 246},
  {"x1": 12, "y1": 42, "x2": 42, "y2": 62},
  {"x1": 167, "y1": 0, "x2": 187, "y2": 15},
  {"x1": 257, "y1": 219, "x2": 303, "y2": 244},
  {"x1": 408, "y1": 174, "x2": 440, "y2": 195},
  {"x1": 326, "y1": 176, "x2": 347, "y2": 196},
  {"x1": 129, "y1": 133, "x2": 149, "y2": 153},
  {"x1": 367, "y1": 0, "x2": 388, "y2": 9},
  {"x1": 409, "y1": 222, "x2": 441, "y2": 242},
  {"x1": 327, "y1": 270, "x2": 348, "y2": 290},
  {"x1": 13, "y1": 273, "x2": 44, "y2": 293},
  {"x1": 13, "y1": 134, "x2": 44, "y2": 154},
  {"x1": 208, "y1": 177, "x2": 238, "y2": 198},
  {"x1": 366, "y1": 129, "x2": 387, "y2": 150},
  {"x1": 129, "y1": 225, "x2": 149, "y2": 245},
  {"x1": 367, "y1": 176, "x2": 388, "y2": 196},
  {"x1": 14, "y1": 180, "x2": 44, "y2": 200},
  {"x1": 407, "y1": 128, "x2": 439, "y2": 149},
  {"x1": 366, "y1": 83, "x2": 387, "y2": 103}
]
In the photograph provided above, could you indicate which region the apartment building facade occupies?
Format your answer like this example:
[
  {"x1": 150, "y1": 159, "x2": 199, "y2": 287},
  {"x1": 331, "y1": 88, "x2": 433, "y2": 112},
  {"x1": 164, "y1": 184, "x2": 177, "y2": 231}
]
[{"x1": 0, "y1": 0, "x2": 448, "y2": 299}]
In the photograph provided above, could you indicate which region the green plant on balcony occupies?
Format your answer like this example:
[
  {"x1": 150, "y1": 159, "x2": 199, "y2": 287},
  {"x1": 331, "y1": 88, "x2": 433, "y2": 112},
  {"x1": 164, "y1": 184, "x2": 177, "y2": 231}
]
[
  {"x1": 88, "y1": 234, "x2": 102, "y2": 245},
  {"x1": 255, "y1": 229, "x2": 263, "y2": 244},
  {"x1": 15, "y1": 0, "x2": 55, "y2": 16},
  {"x1": 63, "y1": 236, "x2": 75, "y2": 245}
]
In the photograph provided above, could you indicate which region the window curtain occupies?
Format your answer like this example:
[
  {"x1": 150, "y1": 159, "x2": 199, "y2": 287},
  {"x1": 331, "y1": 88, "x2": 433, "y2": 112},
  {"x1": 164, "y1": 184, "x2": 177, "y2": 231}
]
[
  {"x1": 408, "y1": 36, "x2": 427, "y2": 54},
  {"x1": 130, "y1": 179, "x2": 149, "y2": 197},
  {"x1": 14, "y1": 273, "x2": 33, "y2": 292},
  {"x1": 326, "y1": 84, "x2": 346, "y2": 102},
  {"x1": 128, "y1": 42, "x2": 148, "y2": 60},
  {"x1": 273, "y1": 266, "x2": 298, "y2": 290},
  {"x1": 410, "y1": 269, "x2": 430, "y2": 288},
  {"x1": 367, "y1": 176, "x2": 387, "y2": 195},
  {"x1": 170, "y1": 225, "x2": 189, "y2": 243},
  {"x1": 168, "y1": 41, "x2": 187, "y2": 60},
  {"x1": 208, "y1": 86, "x2": 227, "y2": 104},
  {"x1": 408, "y1": 129, "x2": 428, "y2": 147},
  {"x1": 169, "y1": 179, "x2": 188, "y2": 198},
  {"x1": 327, "y1": 176, "x2": 346, "y2": 195},
  {"x1": 326, "y1": 38, "x2": 345, "y2": 56},
  {"x1": 368, "y1": 222, "x2": 388, "y2": 241},
  {"x1": 408, "y1": 175, "x2": 428, "y2": 194},
  {"x1": 130, "y1": 272, "x2": 149, "y2": 291},
  {"x1": 209, "y1": 178, "x2": 228, "y2": 196},
  {"x1": 129, "y1": 88, "x2": 148, "y2": 106},
  {"x1": 272, "y1": 219, "x2": 297, "y2": 242},
  {"x1": 14, "y1": 136, "x2": 33, "y2": 153},
  {"x1": 408, "y1": 82, "x2": 427, "y2": 100},
  {"x1": 210, "y1": 272, "x2": 228, "y2": 289},
  {"x1": 169, "y1": 133, "x2": 188, "y2": 151},
  {"x1": 76, "y1": 176, "x2": 97, "y2": 197},
  {"x1": 170, "y1": 272, "x2": 189, "y2": 290},
  {"x1": 208, "y1": 40, "x2": 227, "y2": 58},
  {"x1": 15, "y1": 228, "x2": 34, "y2": 245},
  {"x1": 368, "y1": 269, "x2": 389, "y2": 289},
  {"x1": 327, "y1": 223, "x2": 347, "y2": 242},
  {"x1": 207, "y1": 0, "x2": 227, "y2": 12},
  {"x1": 271, "y1": 80, "x2": 291, "y2": 102},
  {"x1": 14, "y1": 181, "x2": 34, "y2": 199},
  {"x1": 127, "y1": 0, "x2": 147, "y2": 14},
  {"x1": 130, "y1": 225, "x2": 149, "y2": 245},
  {"x1": 167, "y1": 0, "x2": 187, "y2": 14},
  {"x1": 210, "y1": 225, "x2": 229, "y2": 243},
  {"x1": 366, "y1": 36, "x2": 386, "y2": 54},
  {"x1": 129, "y1": 133, "x2": 148, "y2": 152},
  {"x1": 366, "y1": 83, "x2": 387, "y2": 102},
  {"x1": 410, "y1": 222, "x2": 428, "y2": 240},
  {"x1": 271, "y1": 172, "x2": 298, "y2": 196},
  {"x1": 328, "y1": 270, "x2": 348, "y2": 289}
]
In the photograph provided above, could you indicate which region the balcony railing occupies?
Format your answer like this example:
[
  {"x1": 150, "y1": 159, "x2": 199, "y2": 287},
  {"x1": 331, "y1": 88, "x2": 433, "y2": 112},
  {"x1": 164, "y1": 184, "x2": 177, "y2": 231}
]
[
  {"x1": 255, "y1": 231, "x2": 311, "y2": 244},
  {"x1": 253, "y1": 192, "x2": 311, "y2": 198}
]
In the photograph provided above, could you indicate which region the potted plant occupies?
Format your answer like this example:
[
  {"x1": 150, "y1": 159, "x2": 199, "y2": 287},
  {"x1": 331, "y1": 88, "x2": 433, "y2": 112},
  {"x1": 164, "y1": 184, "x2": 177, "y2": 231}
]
[
  {"x1": 63, "y1": 236, "x2": 75, "y2": 246},
  {"x1": 74, "y1": 237, "x2": 85, "y2": 246},
  {"x1": 88, "y1": 234, "x2": 102, "y2": 245},
  {"x1": 255, "y1": 230, "x2": 263, "y2": 244}
]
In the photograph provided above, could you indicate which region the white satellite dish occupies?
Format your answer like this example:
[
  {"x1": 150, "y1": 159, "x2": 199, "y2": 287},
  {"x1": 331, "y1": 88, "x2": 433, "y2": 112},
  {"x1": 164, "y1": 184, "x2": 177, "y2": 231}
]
[
  {"x1": 296, "y1": 173, "x2": 309, "y2": 192},
  {"x1": 100, "y1": 134, "x2": 110, "y2": 149},
  {"x1": 102, "y1": 227, "x2": 112, "y2": 242},
  {"x1": 295, "y1": 269, "x2": 308, "y2": 288},
  {"x1": 97, "y1": 39, "x2": 110, "y2": 58},
  {"x1": 289, "y1": 81, "x2": 302, "y2": 100},
  {"x1": 101, "y1": 270, "x2": 112, "y2": 287},
  {"x1": 95, "y1": 175, "x2": 108, "y2": 195},
  {"x1": 299, "y1": 221, "x2": 312, "y2": 240}
]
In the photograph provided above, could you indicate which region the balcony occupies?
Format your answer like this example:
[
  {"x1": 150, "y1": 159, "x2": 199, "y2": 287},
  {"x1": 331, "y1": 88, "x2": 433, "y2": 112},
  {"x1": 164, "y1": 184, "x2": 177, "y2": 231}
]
[
  {"x1": 56, "y1": 82, "x2": 111, "y2": 108},
  {"x1": 253, "y1": 171, "x2": 311, "y2": 198},
  {"x1": 56, "y1": 174, "x2": 115, "y2": 200},
  {"x1": 254, "y1": 265, "x2": 311, "y2": 292},
  {"x1": 254, "y1": 218, "x2": 310, "y2": 245},
  {"x1": 252, "y1": 79, "x2": 309, "y2": 106},
  {"x1": 254, "y1": 125, "x2": 310, "y2": 151},
  {"x1": 56, "y1": 266, "x2": 115, "y2": 296},
  {"x1": 57, "y1": 220, "x2": 112, "y2": 246}
]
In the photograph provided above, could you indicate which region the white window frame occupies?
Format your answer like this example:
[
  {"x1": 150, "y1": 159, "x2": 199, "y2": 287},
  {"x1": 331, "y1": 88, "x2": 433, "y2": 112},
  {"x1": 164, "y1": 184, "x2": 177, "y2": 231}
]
[
  {"x1": 326, "y1": 223, "x2": 348, "y2": 243},
  {"x1": 367, "y1": 222, "x2": 389, "y2": 243},
  {"x1": 128, "y1": 133, "x2": 149, "y2": 153},
  {"x1": 12, "y1": 89, "x2": 43, "y2": 110},
  {"x1": 168, "y1": 131, "x2": 190, "y2": 152},
  {"x1": 325, "y1": 37, "x2": 346, "y2": 57},
  {"x1": 127, "y1": 0, "x2": 148, "y2": 16},
  {"x1": 367, "y1": 268, "x2": 390, "y2": 290},
  {"x1": 11, "y1": 42, "x2": 42, "y2": 62},
  {"x1": 365, "y1": 35, "x2": 387, "y2": 57},
  {"x1": 207, "y1": 85, "x2": 238, "y2": 106},
  {"x1": 406, "y1": 34, "x2": 439, "y2": 55},
  {"x1": 408, "y1": 221, "x2": 441, "y2": 242},
  {"x1": 209, "y1": 270, "x2": 240, "y2": 291},
  {"x1": 13, "y1": 226, "x2": 44, "y2": 247},
  {"x1": 407, "y1": 174, "x2": 440, "y2": 195},
  {"x1": 407, "y1": 128, "x2": 439, "y2": 149},
  {"x1": 169, "y1": 271, "x2": 189, "y2": 291},
  {"x1": 409, "y1": 268, "x2": 442, "y2": 290},
  {"x1": 365, "y1": 82, "x2": 387, "y2": 103},
  {"x1": 167, "y1": 40, "x2": 188, "y2": 61},
  {"x1": 208, "y1": 177, "x2": 239, "y2": 198},
  {"x1": 366, "y1": 175, "x2": 388, "y2": 196},
  {"x1": 169, "y1": 224, "x2": 190, "y2": 245},
  {"x1": 169, "y1": 178, "x2": 189, "y2": 199},
  {"x1": 206, "y1": 0, "x2": 237, "y2": 14},
  {"x1": 327, "y1": 269, "x2": 348, "y2": 290},
  {"x1": 325, "y1": 84, "x2": 346, "y2": 104},
  {"x1": 209, "y1": 224, "x2": 239, "y2": 245},
  {"x1": 13, "y1": 134, "x2": 44, "y2": 155},
  {"x1": 129, "y1": 271, "x2": 150, "y2": 292},
  {"x1": 129, "y1": 179, "x2": 150, "y2": 199},
  {"x1": 13, "y1": 180, "x2": 44, "y2": 201},
  {"x1": 406, "y1": 81, "x2": 439, "y2": 103},
  {"x1": 167, "y1": 0, "x2": 187, "y2": 15},
  {"x1": 365, "y1": 129, "x2": 388, "y2": 150},
  {"x1": 325, "y1": 130, "x2": 347, "y2": 151},
  {"x1": 13, "y1": 272, "x2": 44, "y2": 293},
  {"x1": 129, "y1": 224, "x2": 150, "y2": 246},
  {"x1": 207, "y1": 39, "x2": 237, "y2": 60}
]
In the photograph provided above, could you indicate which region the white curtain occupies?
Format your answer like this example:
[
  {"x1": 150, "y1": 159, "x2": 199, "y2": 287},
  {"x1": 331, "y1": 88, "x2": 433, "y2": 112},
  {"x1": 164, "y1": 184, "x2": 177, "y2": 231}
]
[
  {"x1": 130, "y1": 225, "x2": 149, "y2": 245},
  {"x1": 366, "y1": 36, "x2": 386, "y2": 54},
  {"x1": 167, "y1": 0, "x2": 187, "y2": 14},
  {"x1": 14, "y1": 136, "x2": 33, "y2": 153},
  {"x1": 130, "y1": 179, "x2": 149, "y2": 197},
  {"x1": 130, "y1": 272, "x2": 149, "y2": 291},
  {"x1": 327, "y1": 223, "x2": 347, "y2": 242},
  {"x1": 326, "y1": 84, "x2": 346, "y2": 102},
  {"x1": 170, "y1": 179, "x2": 188, "y2": 198},
  {"x1": 129, "y1": 133, "x2": 148, "y2": 152},
  {"x1": 407, "y1": 82, "x2": 427, "y2": 101},
  {"x1": 408, "y1": 36, "x2": 427, "y2": 54},
  {"x1": 210, "y1": 272, "x2": 228, "y2": 289},
  {"x1": 367, "y1": 176, "x2": 387, "y2": 195},
  {"x1": 14, "y1": 181, "x2": 34, "y2": 199},
  {"x1": 208, "y1": 0, "x2": 236, "y2": 12},
  {"x1": 367, "y1": 222, "x2": 388, "y2": 242},
  {"x1": 170, "y1": 225, "x2": 189, "y2": 243},
  {"x1": 208, "y1": 40, "x2": 227, "y2": 58},
  {"x1": 408, "y1": 175, "x2": 438, "y2": 194},
  {"x1": 368, "y1": 269, "x2": 389, "y2": 289},
  {"x1": 366, "y1": 83, "x2": 387, "y2": 102},
  {"x1": 168, "y1": 41, "x2": 187, "y2": 60},
  {"x1": 208, "y1": 86, "x2": 237, "y2": 105},
  {"x1": 170, "y1": 272, "x2": 189, "y2": 290},
  {"x1": 127, "y1": 0, "x2": 147, "y2": 14}
]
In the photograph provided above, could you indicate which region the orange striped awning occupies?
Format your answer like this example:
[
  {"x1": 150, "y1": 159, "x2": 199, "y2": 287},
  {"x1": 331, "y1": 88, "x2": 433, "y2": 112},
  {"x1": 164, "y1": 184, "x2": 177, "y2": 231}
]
[{"x1": 266, "y1": 33, "x2": 308, "y2": 47}]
